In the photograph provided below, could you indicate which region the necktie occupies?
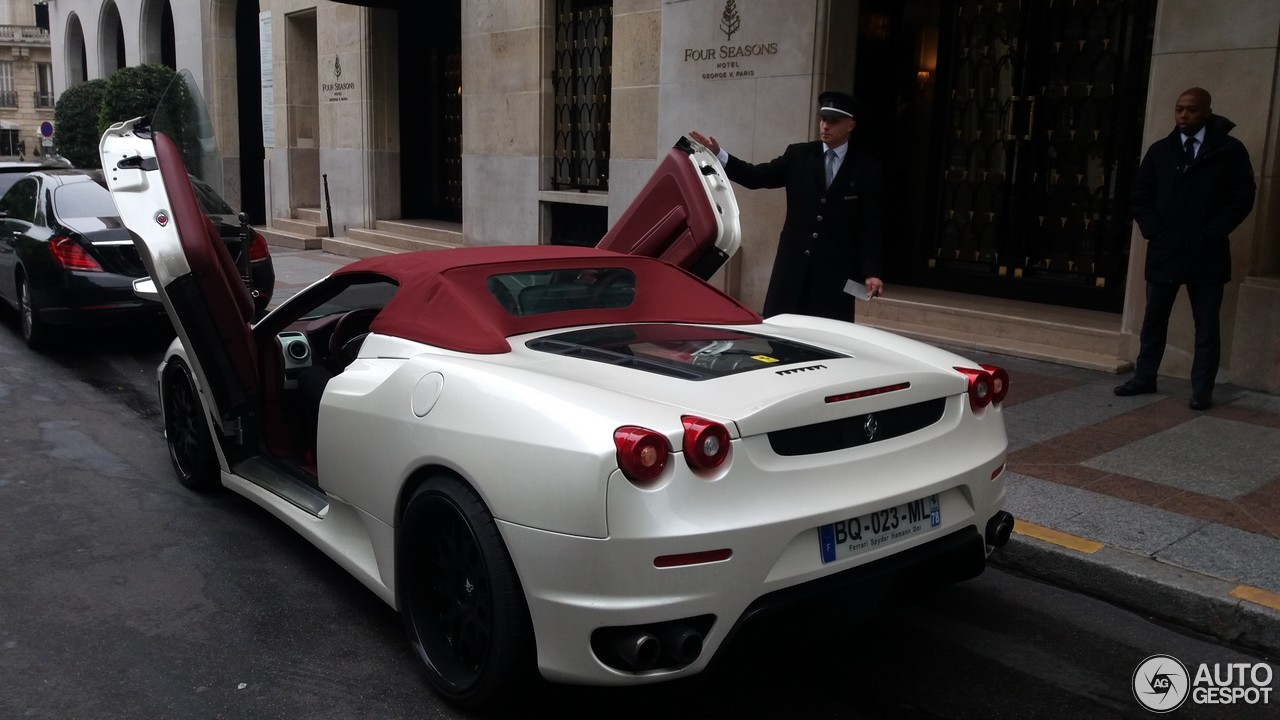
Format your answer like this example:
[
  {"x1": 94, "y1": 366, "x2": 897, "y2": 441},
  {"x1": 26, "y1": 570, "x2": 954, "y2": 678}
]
[
  {"x1": 1184, "y1": 136, "x2": 1197, "y2": 163},
  {"x1": 825, "y1": 149, "x2": 837, "y2": 188}
]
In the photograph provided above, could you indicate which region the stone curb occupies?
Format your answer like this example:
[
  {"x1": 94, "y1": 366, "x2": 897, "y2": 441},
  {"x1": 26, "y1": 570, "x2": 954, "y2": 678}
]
[{"x1": 992, "y1": 534, "x2": 1280, "y2": 658}]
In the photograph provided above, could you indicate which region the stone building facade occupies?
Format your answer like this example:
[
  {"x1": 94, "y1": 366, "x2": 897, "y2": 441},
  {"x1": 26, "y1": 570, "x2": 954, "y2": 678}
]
[
  {"x1": 0, "y1": 0, "x2": 54, "y2": 160},
  {"x1": 43, "y1": 0, "x2": 1280, "y2": 393}
]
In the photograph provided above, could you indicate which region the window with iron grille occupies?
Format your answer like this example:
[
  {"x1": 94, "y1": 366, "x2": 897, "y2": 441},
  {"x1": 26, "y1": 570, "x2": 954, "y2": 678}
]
[
  {"x1": 0, "y1": 62, "x2": 16, "y2": 107},
  {"x1": 35, "y1": 63, "x2": 54, "y2": 108},
  {"x1": 552, "y1": 0, "x2": 612, "y2": 191}
]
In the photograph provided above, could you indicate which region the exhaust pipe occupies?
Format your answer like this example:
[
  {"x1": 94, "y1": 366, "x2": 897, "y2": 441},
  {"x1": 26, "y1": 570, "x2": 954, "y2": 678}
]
[
  {"x1": 986, "y1": 511, "x2": 1015, "y2": 548},
  {"x1": 612, "y1": 630, "x2": 660, "y2": 670},
  {"x1": 656, "y1": 623, "x2": 703, "y2": 665}
]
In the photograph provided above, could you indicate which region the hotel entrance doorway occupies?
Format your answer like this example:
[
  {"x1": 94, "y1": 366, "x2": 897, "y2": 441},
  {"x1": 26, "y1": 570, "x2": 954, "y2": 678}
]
[{"x1": 855, "y1": 0, "x2": 1156, "y2": 312}]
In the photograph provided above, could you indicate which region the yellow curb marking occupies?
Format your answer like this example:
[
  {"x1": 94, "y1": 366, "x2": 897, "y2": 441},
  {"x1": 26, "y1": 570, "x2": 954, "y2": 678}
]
[
  {"x1": 1012, "y1": 520, "x2": 1104, "y2": 554},
  {"x1": 1230, "y1": 585, "x2": 1280, "y2": 612}
]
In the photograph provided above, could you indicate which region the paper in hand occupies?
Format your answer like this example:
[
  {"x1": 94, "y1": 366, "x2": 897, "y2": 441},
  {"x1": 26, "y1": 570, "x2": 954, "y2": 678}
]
[{"x1": 843, "y1": 278, "x2": 872, "y2": 301}]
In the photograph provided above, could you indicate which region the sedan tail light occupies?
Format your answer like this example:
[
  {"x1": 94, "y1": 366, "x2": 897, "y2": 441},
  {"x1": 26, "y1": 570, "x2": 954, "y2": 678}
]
[
  {"x1": 614, "y1": 426, "x2": 669, "y2": 483},
  {"x1": 681, "y1": 416, "x2": 730, "y2": 470},
  {"x1": 48, "y1": 236, "x2": 103, "y2": 272},
  {"x1": 248, "y1": 229, "x2": 270, "y2": 261},
  {"x1": 954, "y1": 366, "x2": 1001, "y2": 412}
]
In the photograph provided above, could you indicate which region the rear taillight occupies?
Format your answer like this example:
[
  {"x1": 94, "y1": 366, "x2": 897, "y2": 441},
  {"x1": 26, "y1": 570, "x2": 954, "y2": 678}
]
[
  {"x1": 248, "y1": 230, "x2": 270, "y2": 261},
  {"x1": 682, "y1": 416, "x2": 730, "y2": 470},
  {"x1": 981, "y1": 364, "x2": 1010, "y2": 404},
  {"x1": 48, "y1": 236, "x2": 103, "y2": 272},
  {"x1": 614, "y1": 426, "x2": 669, "y2": 483},
  {"x1": 955, "y1": 366, "x2": 993, "y2": 412}
]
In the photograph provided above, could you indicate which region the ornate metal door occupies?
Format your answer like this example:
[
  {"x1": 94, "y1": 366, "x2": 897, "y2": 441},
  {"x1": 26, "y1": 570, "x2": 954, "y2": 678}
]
[
  {"x1": 399, "y1": 2, "x2": 462, "y2": 222},
  {"x1": 929, "y1": 0, "x2": 1153, "y2": 310}
]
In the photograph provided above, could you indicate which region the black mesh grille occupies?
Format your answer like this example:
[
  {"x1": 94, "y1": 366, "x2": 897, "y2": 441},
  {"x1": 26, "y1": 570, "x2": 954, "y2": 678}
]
[
  {"x1": 767, "y1": 398, "x2": 947, "y2": 456},
  {"x1": 92, "y1": 244, "x2": 146, "y2": 276}
]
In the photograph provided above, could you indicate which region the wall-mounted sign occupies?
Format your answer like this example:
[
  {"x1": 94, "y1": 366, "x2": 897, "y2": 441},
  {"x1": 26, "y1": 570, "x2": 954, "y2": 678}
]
[
  {"x1": 322, "y1": 55, "x2": 356, "y2": 103},
  {"x1": 259, "y1": 12, "x2": 275, "y2": 148},
  {"x1": 671, "y1": 0, "x2": 790, "y2": 82}
]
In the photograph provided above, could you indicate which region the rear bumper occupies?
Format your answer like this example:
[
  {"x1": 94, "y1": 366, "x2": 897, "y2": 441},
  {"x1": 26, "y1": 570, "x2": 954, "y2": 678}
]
[
  {"x1": 499, "y1": 465, "x2": 1007, "y2": 685},
  {"x1": 29, "y1": 270, "x2": 167, "y2": 326}
]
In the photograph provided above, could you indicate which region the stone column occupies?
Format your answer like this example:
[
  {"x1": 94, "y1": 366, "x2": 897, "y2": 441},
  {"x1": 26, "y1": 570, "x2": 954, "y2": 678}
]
[
  {"x1": 314, "y1": 1, "x2": 380, "y2": 234},
  {"x1": 460, "y1": 1, "x2": 547, "y2": 245}
]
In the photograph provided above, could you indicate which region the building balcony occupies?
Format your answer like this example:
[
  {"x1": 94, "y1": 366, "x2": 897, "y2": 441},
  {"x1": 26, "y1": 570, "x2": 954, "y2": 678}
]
[{"x1": 0, "y1": 25, "x2": 50, "y2": 44}]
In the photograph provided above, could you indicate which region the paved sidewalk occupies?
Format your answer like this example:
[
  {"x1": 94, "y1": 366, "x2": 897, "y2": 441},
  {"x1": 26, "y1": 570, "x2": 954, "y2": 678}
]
[{"x1": 265, "y1": 243, "x2": 1280, "y2": 656}]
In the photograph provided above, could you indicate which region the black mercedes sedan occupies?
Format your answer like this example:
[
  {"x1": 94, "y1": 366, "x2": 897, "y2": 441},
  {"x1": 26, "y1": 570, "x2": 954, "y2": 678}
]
[{"x1": 0, "y1": 169, "x2": 274, "y2": 348}]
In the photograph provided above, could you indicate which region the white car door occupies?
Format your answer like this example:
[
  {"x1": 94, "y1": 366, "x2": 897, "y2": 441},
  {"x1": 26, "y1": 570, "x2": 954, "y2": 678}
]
[
  {"x1": 98, "y1": 72, "x2": 259, "y2": 439},
  {"x1": 596, "y1": 136, "x2": 741, "y2": 280}
]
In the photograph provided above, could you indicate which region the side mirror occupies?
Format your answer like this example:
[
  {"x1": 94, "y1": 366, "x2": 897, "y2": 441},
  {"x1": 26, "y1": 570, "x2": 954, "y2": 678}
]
[{"x1": 133, "y1": 276, "x2": 161, "y2": 302}]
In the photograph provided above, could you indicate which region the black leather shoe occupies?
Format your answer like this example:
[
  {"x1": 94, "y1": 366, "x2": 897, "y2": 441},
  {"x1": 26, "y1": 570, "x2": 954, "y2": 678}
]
[
  {"x1": 1189, "y1": 394, "x2": 1213, "y2": 411},
  {"x1": 1114, "y1": 380, "x2": 1157, "y2": 397}
]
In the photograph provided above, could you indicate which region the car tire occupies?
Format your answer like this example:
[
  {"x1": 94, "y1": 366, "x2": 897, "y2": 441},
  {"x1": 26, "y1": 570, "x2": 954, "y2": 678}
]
[
  {"x1": 17, "y1": 274, "x2": 53, "y2": 349},
  {"x1": 162, "y1": 360, "x2": 221, "y2": 491},
  {"x1": 399, "y1": 475, "x2": 534, "y2": 709}
]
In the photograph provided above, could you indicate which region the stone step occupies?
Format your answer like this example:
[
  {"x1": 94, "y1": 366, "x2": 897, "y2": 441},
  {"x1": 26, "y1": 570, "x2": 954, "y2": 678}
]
[
  {"x1": 273, "y1": 217, "x2": 329, "y2": 237},
  {"x1": 295, "y1": 207, "x2": 326, "y2": 225},
  {"x1": 857, "y1": 287, "x2": 1131, "y2": 373},
  {"x1": 373, "y1": 219, "x2": 464, "y2": 245},
  {"x1": 320, "y1": 236, "x2": 401, "y2": 259},
  {"x1": 863, "y1": 316, "x2": 1131, "y2": 373},
  {"x1": 347, "y1": 227, "x2": 463, "y2": 252},
  {"x1": 257, "y1": 225, "x2": 323, "y2": 250}
]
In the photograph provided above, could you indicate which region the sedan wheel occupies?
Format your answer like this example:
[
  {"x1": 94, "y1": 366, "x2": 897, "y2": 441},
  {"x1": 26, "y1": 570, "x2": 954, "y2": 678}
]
[
  {"x1": 400, "y1": 476, "x2": 533, "y2": 708},
  {"x1": 17, "y1": 275, "x2": 52, "y2": 349},
  {"x1": 163, "y1": 360, "x2": 221, "y2": 491}
]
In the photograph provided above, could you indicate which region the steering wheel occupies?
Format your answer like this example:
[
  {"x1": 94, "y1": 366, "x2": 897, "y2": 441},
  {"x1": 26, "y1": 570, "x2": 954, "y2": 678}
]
[{"x1": 329, "y1": 307, "x2": 381, "y2": 367}]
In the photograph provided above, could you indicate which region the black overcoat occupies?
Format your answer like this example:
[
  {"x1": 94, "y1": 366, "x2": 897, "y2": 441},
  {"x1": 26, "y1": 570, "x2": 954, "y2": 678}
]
[
  {"x1": 725, "y1": 141, "x2": 884, "y2": 318},
  {"x1": 1131, "y1": 114, "x2": 1256, "y2": 284}
]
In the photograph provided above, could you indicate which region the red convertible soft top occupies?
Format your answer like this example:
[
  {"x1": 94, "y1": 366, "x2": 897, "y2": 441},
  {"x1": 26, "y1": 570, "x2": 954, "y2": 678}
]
[{"x1": 332, "y1": 246, "x2": 761, "y2": 354}]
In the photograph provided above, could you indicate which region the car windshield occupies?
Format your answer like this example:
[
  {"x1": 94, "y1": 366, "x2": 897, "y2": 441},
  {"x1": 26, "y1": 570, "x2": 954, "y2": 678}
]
[
  {"x1": 52, "y1": 178, "x2": 119, "y2": 218},
  {"x1": 487, "y1": 268, "x2": 635, "y2": 316},
  {"x1": 298, "y1": 279, "x2": 400, "y2": 321}
]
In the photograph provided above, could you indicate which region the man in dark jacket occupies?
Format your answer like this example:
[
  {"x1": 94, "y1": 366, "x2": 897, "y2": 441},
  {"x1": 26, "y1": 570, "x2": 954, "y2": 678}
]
[
  {"x1": 690, "y1": 91, "x2": 884, "y2": 321},
  {"x1": 1115, "y1": 87, "x2": 1256, "y2": 410}
]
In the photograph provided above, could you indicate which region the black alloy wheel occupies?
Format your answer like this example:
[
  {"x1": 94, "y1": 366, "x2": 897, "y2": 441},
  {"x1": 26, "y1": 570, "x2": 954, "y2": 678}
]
[
  {"x1": 163, "y1": 360, "x2": 221, "y2": 491},
  {"x1": 400, "y1": 475, "x2": 533, "y2": 708},
  {"x1": 17, "y1": 274, "x2": 52, "y2": 349}
]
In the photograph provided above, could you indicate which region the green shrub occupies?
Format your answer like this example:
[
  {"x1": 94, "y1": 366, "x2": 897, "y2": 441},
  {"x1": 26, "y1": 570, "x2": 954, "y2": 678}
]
[
  {"x1": 96, "y1": 64, "x2": 209, "y2": 175},
  {"x1": 53, "y1": 65, "x2": 204, "y2": 172},
  {"x1": 52, "y1": 78, "x2": 109, "y2": 169},
  {"x1": 96, "y1": 64, "x2": 178, "y2": 137}
]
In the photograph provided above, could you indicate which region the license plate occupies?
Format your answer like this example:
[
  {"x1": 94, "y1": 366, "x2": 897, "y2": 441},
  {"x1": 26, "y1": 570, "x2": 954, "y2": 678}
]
[{"x1": 818, "y1": 494, "x2": 942, "y2": 564}]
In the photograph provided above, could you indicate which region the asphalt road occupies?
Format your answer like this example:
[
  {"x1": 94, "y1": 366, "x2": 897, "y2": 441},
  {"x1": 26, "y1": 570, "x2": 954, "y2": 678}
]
[{"x1": 0, "y1": 316, "x2": 1274, "y2": 720}]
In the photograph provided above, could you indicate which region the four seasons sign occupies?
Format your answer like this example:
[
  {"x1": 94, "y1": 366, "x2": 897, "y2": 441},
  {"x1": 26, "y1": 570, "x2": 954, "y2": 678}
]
[
  {"x1": 322, "y1": 55, "x2": 357, "y2": 102},
  {"x1": 681, "y1": 0, "x2": 781, "y2": 80}
]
